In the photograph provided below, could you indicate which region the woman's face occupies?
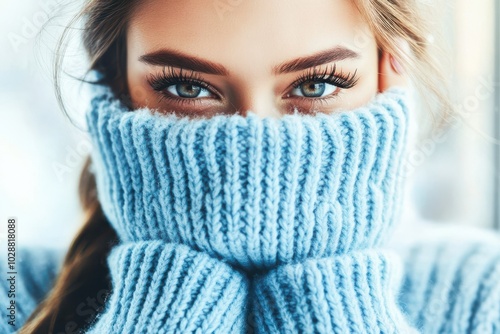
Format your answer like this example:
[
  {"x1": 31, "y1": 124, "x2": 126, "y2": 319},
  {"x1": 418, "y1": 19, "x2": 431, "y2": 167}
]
[{"x1": 126, "y1": 0, "x2": 380, "y2": 118}]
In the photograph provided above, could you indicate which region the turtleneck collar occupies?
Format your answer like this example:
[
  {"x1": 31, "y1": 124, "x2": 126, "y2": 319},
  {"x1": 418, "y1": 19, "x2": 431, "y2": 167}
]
[{"x1": 85, "y1": 83, "x2": 410, "y2": 271}]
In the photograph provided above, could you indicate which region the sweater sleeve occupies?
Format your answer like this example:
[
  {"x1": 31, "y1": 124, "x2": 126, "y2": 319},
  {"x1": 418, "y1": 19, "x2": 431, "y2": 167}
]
[
  {"x1": 250, "y1": 250, "x2": 419, "y2": 333},
  {"x1": 0, "y1": 245, "x2": 64, "y2": 333},
  {"x1": 83, "y1": 240, "x2": 249, "y2": 334},
  {"x1": 397, "y1": 240, "x2": 500, "y2": 334}
]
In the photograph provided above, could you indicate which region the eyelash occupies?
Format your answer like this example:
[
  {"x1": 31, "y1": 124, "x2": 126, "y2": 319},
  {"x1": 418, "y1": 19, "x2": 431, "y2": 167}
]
[
  {"x1": 146, "y1": 67, "x2": 221, "y2": 104},
  {"x1": 286, "y1": 63, "x2": 359, "y2": 100},
  {"x1": 146, "y1": 64, "x2": 359, "y2": 104}
]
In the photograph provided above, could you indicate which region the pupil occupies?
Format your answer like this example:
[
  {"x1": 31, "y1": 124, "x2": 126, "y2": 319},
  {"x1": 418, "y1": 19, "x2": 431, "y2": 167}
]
[
  {"x1": 177, "y1": 84, "x2": 201, "y2": 98},
  {"x1": 301, "y1": 81, "x2": 325, "y2": 97}
]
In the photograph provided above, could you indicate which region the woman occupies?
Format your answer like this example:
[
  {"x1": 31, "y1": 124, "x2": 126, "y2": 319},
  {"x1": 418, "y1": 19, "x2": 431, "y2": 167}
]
[{"x1": 3, "y1": 0, "x2": 500, "y2": 333}]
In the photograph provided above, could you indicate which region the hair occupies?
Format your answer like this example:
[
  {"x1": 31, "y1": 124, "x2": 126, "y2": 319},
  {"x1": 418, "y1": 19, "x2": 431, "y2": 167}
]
[{"x1": 20, "y1": 0, "x2": 451, "y2": 332}]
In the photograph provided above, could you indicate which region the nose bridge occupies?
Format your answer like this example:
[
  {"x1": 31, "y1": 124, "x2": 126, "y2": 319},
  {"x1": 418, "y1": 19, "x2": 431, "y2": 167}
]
[{"x1": 231, "y1": 85, "x2": 282, "y2": 119}]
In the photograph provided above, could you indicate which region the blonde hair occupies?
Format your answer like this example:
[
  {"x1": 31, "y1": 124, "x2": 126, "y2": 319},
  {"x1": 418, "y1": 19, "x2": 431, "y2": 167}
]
[{"x1": 355, "y1": 0, "x2": 453, "y2": 133}]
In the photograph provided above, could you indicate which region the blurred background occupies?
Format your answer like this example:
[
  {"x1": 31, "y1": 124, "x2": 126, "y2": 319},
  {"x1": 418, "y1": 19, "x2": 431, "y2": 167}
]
[{"x1": 0, "y1": 0, "x2": 499, "y2": 250}]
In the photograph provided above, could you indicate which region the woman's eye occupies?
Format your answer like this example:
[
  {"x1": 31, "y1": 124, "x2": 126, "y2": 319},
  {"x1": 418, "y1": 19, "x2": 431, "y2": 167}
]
[
  {"x1": 290, "y1": 81, "x2": 339, "y2": 98},
  {"x1": 166, "y1": 83, "x2": 212, "y2": 98}
]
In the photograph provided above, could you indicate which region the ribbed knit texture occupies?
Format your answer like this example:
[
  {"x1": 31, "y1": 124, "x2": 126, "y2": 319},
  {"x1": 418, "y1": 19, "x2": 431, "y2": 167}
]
[
  {"x1": 84, "y1": 241, "x2": 248, "y2": 333},
  {"x1": 3, "y1": 240, "x2": 500, "y2": 333},
  {"x1": 80, "y1": 82, "x2": 418, "y2": 333},
  {"x1": 398, "y1": 241, "x2": 500, "y2": 334},
  {"x1": 251, "y1": 250, "x2": 418, "y2": 333},
  {"x1": 2, "y1": 81, "x2": 500, "y2": 333},
  {"x1": 86, "y1": 84, "x2": 409, "y2": 272}
]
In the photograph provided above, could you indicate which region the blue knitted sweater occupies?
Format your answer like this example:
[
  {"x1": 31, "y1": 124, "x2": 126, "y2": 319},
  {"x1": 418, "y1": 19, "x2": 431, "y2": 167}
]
[{"x1": 2, "y1": 85, "x2": 500, "y2": 333}]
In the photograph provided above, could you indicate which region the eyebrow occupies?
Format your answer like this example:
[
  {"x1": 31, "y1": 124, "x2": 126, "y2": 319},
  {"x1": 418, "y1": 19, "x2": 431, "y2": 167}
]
[
  {"x1": 272, "y1": 46, "x2": 360, "y2": 74},
  {"x1": 138, "y1": 46, "x2": 359, "y2": 76},
  {"x1": 139, "y1": 49, "x2": 229, "y2": 75}
]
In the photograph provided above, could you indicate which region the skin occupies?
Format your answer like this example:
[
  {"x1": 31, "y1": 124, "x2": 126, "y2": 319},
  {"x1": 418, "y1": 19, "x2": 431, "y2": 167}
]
[{"x1": 126, "y1": 0, "x2": 406, "y2": 118}]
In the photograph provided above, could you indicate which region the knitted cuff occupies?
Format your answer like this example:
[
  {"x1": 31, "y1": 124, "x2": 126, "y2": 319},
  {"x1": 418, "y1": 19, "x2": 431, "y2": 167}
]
[
  {"x1": 85, "y1": 241, "x2": 249, "y2": 334},
  {"x1": 250, "y1": 251, "x2": 418, "y2": 334},
  {"x1": 398, "y1": 241, "x2": 500, "y2": 334}
]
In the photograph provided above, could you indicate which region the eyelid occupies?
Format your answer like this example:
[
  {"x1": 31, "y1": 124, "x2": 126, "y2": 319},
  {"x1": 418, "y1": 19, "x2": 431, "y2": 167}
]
[
  {"x1": 146, "y1": 64, "x2": 358, "y2": 105},
  {"x1": 146, "y1": 66, "x2": 223, "y2": 98},
  {"x1": 286, "y1": 63, "x2": 359, "y2": 93}
]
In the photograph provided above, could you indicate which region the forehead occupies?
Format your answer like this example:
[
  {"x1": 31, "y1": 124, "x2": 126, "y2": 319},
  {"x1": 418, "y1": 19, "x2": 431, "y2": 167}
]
[{"x1": 128, "y1": 0, "x2": 373, "y2": 70}]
